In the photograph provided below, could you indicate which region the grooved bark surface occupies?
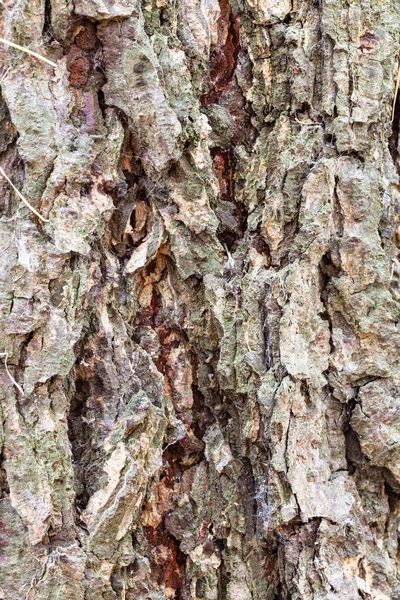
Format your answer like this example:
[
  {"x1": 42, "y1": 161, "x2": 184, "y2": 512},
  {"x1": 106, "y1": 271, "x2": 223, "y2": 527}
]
[{"x1": 0, "y1": 1, "x2": 399, "y2": 599}]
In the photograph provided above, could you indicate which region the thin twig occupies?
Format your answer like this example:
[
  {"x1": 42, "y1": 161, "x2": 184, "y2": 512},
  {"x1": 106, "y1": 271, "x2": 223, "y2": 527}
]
[
  {"x1": 0, "y1": 167, "x2": 49, "y2": 222},
  {"x1": 0, "y1": 66, "x2": 10, "y2": 84},
  {"x1": 0, "y1": 353, "x2": 24, "y2": 395},
  {"x1": 0, "y1": 37, "x2": 57, "y2": 67},
  {"x1": 392, "y1": 61, "x2": 400, "y2": 122},
  {"x1": 295, "y1": 117, "x2": 322, "y2": 127}
]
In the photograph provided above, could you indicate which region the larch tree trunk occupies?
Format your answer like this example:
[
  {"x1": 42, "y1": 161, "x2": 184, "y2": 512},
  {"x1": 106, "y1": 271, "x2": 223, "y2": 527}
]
[{"x1": 0, "y1": 0, "x2": 399, "y2": 598}]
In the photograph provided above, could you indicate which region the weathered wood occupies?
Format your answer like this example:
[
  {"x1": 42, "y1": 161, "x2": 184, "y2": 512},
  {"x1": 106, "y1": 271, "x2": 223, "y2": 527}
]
[{"x1": 0, "y1": 1, "x2": 399, "y2": 598}]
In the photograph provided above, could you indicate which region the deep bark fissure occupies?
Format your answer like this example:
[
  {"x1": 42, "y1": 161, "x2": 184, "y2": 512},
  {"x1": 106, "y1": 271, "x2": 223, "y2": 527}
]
[
  {"x1": 201, "y1": 0, "x2": 241, "y2": 107},
  {"x1": 42, "y1": 0, "x2": 53, "y2": 39}
]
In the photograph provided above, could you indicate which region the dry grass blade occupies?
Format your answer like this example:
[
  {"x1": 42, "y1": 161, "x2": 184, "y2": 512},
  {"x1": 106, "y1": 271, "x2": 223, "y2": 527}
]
[
  {"x1": 0, "y1": 352, "x2": 25, "y2": 395},
  {"x1": 392, "y1": 61, "x2": 400, "y2": 122},
  {"x1": 0, "y1": 167, "x2": 49, "y2": 222},
  {"x1": 0, "y1": 37, "x2": 56, "y2": 67}
]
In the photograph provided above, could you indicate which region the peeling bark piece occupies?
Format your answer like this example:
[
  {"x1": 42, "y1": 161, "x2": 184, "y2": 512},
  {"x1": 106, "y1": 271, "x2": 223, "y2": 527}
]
[
  {"x1": 280, "y1": 266, "x2": 330, "y2": 387},
  {"x1": 177, "y1": 0, "x2": 220, "y2": 59},
  {"x1": 125, "y1": 202, "x2": 166, "y2": 274},
  {"x1": 74, "y1": 0, "x2": 139, "y2": 19},
  {"x1": 98, "y1": 16, "x2": 182, "y2": 176},
  {"x1": 351, "y1": 378, "x2": 400, "y2": 486},
  {"x1": 0, "y1": 498, "x2": 48, "y2": 596},
  {"x1": 244, "y1": 0, "x2": 292, "y2": 24},
  {"x1": 1, "y1": 68, "x2": 58, "y2": 203},
  {"x1": 50, "y1": 188, "x2": 113, "y2": 254}
]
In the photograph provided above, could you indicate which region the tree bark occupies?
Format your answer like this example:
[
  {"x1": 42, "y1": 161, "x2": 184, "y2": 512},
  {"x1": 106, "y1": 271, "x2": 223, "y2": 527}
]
[{"x1": 0, "y1": 0, "x2": 399, "y2": 598}]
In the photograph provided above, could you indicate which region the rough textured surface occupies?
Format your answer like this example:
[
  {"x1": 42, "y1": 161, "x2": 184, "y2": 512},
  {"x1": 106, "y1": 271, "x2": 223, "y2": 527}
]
[{"x1": 0, "y1": 0, "x2": 399, "y2": 598}]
